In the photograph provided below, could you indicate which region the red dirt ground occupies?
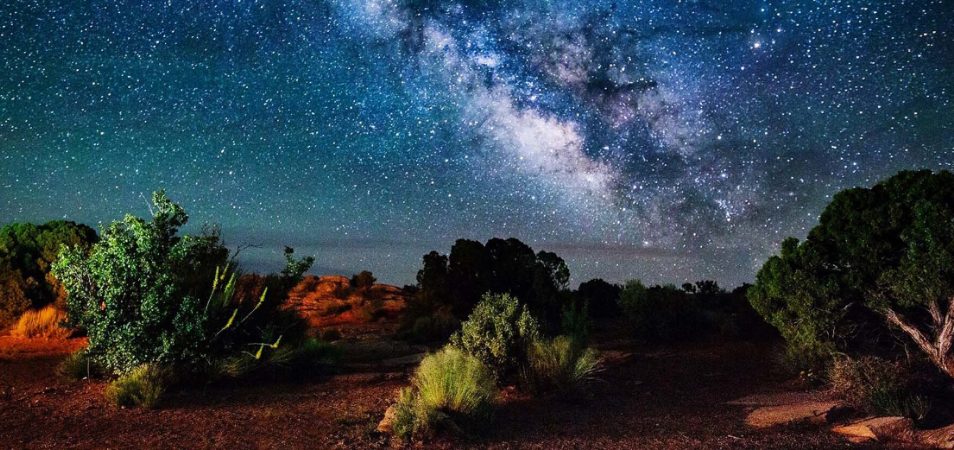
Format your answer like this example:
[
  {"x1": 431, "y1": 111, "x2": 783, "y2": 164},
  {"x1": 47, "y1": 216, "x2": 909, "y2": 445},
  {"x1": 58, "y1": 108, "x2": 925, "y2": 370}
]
[{"x1": 0, "y1": 332, "x2": 886, "y2": 449}]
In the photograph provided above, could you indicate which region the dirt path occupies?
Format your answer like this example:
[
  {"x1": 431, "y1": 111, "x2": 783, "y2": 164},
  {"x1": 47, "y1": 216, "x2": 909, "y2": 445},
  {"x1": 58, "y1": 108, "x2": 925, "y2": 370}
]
[{"x1": 0, "y1": 338, "x2": 867, "y2": 449}]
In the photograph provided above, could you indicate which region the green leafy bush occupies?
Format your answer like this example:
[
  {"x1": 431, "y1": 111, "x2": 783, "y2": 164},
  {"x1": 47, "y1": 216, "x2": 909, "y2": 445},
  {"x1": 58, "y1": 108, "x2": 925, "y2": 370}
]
[
  {"x1": 830, "y1": 356, "x2": 931, "y2": 421},
  {"x1": 105, "y1": 364, "x2": 167, "y2": 408},
  {"x1": 391, "y1": 347, "x2": 496, "y2": 440},
  {"x1": 52, "y1": 190, "x2": 310, "y2": 376},
  {"x1": 449, "y1": 293, "x2": 540, "y2": 382},
  {"x1": 750, "y1": 170, "x2": 954, "y2": 377},
  {"x1": 52, "y1": 191, "x2": 224, "y2": 373},
  {"x1": 522, "y1": 335, "x2": 601, "y2": 395}
]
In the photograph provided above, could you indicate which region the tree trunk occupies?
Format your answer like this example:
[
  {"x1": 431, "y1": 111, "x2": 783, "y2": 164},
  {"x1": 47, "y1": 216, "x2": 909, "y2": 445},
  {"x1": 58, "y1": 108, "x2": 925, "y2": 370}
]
[{"x1": 883, "y1": 298, "x2": 954, "y2": 380}]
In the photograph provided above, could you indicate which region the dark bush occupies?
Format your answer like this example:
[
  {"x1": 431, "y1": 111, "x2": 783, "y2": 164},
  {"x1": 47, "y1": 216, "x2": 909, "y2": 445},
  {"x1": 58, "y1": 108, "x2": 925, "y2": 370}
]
[
  {"x1": 619, "y1": 281, "x2": 700, "y2": 342},
  {"x1": 0, "y1": 221, "x2": 97, "y2": 327},
  {"x1": 575, "y1": 278, "x2": 621, "y2": 319},
  {"x1": 350, "y1": 270, "x2": 376, "y2": 289},
  {"x1": 618, "y1": 280, "x2": 773, "y2": 343},
  {"x1": 401, "y1": 238, "x2": 571, "y2": 338}
]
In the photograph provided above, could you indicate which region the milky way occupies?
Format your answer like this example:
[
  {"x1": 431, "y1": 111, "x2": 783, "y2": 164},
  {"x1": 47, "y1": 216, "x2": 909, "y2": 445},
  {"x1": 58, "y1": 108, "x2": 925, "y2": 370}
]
[{"x1": 1, "y1": 1, "x2": 952, "y2": 286}]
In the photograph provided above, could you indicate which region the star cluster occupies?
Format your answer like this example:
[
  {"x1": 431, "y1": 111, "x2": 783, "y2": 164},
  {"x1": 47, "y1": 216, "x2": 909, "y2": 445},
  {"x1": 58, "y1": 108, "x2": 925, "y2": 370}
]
[{"x1": 1, "y1": 0, "x2": 952, "y2": 285}]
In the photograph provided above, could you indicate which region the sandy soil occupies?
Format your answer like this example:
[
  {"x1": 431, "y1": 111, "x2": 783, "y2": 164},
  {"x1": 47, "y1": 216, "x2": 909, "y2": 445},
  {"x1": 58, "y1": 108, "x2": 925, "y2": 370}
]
[{"x1": 0, "y1": 335, "x2": 875, "y2": 449}]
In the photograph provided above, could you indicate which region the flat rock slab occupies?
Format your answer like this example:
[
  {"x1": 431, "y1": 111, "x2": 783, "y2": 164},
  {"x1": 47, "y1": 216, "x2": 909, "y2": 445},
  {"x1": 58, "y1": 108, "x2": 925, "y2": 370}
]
[
  {"x1": 745, "y1": 401, "x2": 841, "y2": 428},
  {"x1": 833, "y1": 417, "x2": 954, "y2": 448},
  {"x1": 832, "y1": 416, "x2": 914, "y2": 443},
  {"x1": 920, "y1": 423, "x2": 954, "y2": 449}
]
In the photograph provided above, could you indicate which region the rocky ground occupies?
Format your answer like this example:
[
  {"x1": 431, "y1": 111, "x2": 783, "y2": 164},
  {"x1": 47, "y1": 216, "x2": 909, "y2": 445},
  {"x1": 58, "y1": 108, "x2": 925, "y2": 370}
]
[{"x1": 0, "y1": 333, "x2": 890, "y2": 449}]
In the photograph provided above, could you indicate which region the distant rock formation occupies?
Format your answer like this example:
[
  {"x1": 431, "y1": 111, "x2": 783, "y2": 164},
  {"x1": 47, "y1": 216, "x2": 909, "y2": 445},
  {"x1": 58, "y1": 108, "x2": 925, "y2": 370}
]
[{"x1": 283, "y1": 275, "x2": 408, "y2": 330}]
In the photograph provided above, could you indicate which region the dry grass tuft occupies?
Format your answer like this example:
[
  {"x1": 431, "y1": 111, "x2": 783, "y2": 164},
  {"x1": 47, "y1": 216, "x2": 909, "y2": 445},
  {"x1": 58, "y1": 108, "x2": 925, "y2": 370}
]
[{"x1": 11, "y1": 306, "x2": 69, "y2": 339}]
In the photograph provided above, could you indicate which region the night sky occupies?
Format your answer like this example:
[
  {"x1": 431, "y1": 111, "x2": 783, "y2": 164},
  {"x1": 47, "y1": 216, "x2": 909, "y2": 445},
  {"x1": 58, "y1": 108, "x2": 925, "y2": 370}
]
[{"x1": 1, "y1": 1, "x2": 952, "y2": 286}]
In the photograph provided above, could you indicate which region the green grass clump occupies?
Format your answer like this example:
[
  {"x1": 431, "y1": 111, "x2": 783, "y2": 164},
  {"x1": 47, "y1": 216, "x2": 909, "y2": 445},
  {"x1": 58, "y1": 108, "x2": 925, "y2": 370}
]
[
  {"x1": 58, "y1": 349, "x2": 100, "y2": 381},
  {"x1": 522, "y1": 336, "x2": 601, "y2": 395},
  {"x1": 105, "y1": 364, "x2": 167, "y2": 409},
  {"x1": 391, "y1": 347, "x2": 496, "y2": 440}
]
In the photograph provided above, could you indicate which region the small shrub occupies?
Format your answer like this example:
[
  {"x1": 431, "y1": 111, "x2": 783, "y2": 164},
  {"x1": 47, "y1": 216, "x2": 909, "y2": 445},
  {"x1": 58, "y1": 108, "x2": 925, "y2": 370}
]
[
  {"x1": 830, "y1": 356, "x2": 931, "y2": 421},
  {"x1": 105, "y1": 364, "x2": 167, "y2": 409},
  {"x1": 522, "y1": 335, "x2": 601, "y2": 395},
  {"x1": 58, "y1": 349, "x2": 99, "y2": 381},
  {"x1": 350, "y1": 271, "x2": 376, "y2": 289},
  {"x1": 0, "y1": 272, "x2": 31, "y2": 329},
  {"x1": 392, "y1": 387, "x2": 421, "y2": 440},
  {"x1": 11, "y1": 306, "x2": 69, "y2": 339},
  {"x1": 449, "y1": 293, "x2": 540, "y2": 382},
  {"x1": 391, "y1": 347, "x2": 496, "y2": 440},
  {"x1": 560, "y1": 299, "x2": 590, "y2": 344},
  {"x1": 403, "y1": 309, "x2": 459, "y2": 344}
]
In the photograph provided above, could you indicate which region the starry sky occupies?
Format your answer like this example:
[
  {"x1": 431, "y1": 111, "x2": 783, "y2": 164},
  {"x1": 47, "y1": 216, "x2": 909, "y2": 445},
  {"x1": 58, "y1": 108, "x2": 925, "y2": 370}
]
[{"x1": 1, "y1": 0, "x2": 952, "y2": 286}]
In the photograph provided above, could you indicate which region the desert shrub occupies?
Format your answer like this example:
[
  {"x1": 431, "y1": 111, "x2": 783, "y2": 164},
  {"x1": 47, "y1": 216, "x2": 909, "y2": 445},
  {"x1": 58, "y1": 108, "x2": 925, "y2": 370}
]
[
  {"x1": 0, "y1": 221, "x2": 98, "y2": 328},
  {"x1": 58, "y1": 349, "x2": 101, "y2": 381},
  {"x1": 751, "y1": 170, "x2": 954, "y2": 378},
  {"x1": 268, "y1": 337, "x2": 339, "y2": 373},
  {"x1": 403, "y1": 238, "x2": 570, "y2": 336},
  {"x1": 449, "y1": 293, "x2": 540, "y2": 382},
  {"x1": 619, "y1": 281, "x2": 700, "y2": 342},
  {"x1": 0, "y1": 272, "x2": 31, "y2": 330},
  {"x1": 105, "y1": 364, "x2": 167, "y2": 408},
  {"x1": 771, "y1": 344, "x2": 835, "y2": 385},
  {"x1": 10, "y1": 305, "x2": 68, "y2": 339},
  {"x1": 392, "y1": 387, "x2": 421, "y2": 440},
  {"x1": 830, "y1": 356, "x2": 931, "y2": 421},
  {"x1": 575, "y1": 278, "x2": 621, "y2": 319},
  {"x1": 560, "y1": 298, "x2": 590, "y2": 343},
  {"x1": 53, "y1": 190, "x2": 312, "y2": 376},
  {"x1": 401, "y1": 307, "x2": 459, "y2": 344},
  {"x1": 391, "y1": 347, "x2": 496, "y2": 440},
  {"x1": 350, "y1": 271, "x2": 376, "y2": 289},
  {"x1": 522, "y1": 335, "x2": 601, "y2": 395}
]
